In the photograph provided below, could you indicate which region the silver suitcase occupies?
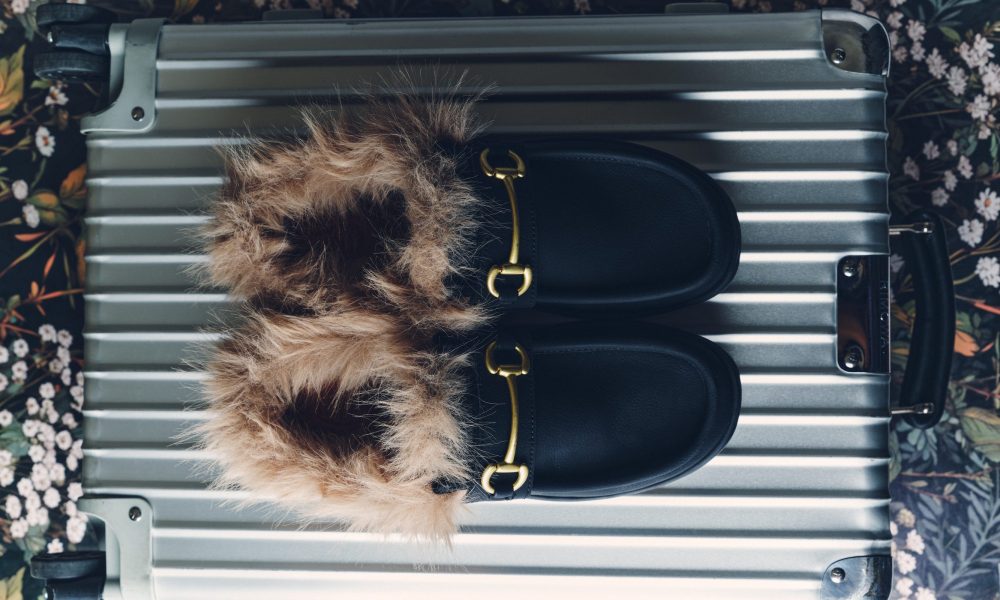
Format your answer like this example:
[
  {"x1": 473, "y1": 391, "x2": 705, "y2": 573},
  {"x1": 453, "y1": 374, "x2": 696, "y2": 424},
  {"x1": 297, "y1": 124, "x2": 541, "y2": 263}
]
[{"x1": 69, "y1": 8, "x2": 907, "y2": 599}]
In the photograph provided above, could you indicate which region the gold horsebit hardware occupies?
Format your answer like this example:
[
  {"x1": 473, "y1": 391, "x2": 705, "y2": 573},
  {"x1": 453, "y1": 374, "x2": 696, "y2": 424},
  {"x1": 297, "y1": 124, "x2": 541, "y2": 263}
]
[
  {"x1": 480, "y1": 149, "x2": 533, "y2": 298},
  {"x1": 480, "y1": 341, "x2": 530, "y2": 496}
]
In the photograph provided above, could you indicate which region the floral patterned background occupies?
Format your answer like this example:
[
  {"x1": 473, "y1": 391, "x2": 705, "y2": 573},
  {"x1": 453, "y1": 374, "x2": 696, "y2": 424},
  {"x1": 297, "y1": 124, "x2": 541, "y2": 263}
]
[{"x1": 0, "y1": 0, "x2": 997, "y2": 598}]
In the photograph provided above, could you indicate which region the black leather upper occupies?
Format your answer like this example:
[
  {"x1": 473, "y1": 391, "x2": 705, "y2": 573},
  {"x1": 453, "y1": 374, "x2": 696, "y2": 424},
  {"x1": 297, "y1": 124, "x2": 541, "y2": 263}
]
[
  {"x1": 456, "y1": 323, "x2": 742, "y2": 503},
  {"x1": 456, "y1": 140, "x2": 741, "y2": 314}
]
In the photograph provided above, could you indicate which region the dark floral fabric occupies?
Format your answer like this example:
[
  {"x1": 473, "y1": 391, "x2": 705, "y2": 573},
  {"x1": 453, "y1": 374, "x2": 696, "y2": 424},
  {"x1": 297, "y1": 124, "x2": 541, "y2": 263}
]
[{"x1": 0, "y1": 0, "x2": 997, "y2": 598}]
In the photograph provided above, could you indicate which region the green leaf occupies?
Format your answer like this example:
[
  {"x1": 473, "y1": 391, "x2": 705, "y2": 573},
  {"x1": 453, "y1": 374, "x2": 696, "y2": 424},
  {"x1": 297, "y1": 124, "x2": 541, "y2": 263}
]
[
  {"x1": 0, "y1": 427, "x2": 30, "y2": 458},
  {"x1": 6, "y1": 295, "x2": 20, "y2": 310},
  {"x1": 0, "y1": 46, "x2": 25, "y2": 118},
  {"x1": 959, "y1": 407, "x2": 1000, "y2": 462},
  {"x1": 939, "y1": 26, "x2": 962, "y2": 43},
  {"x1": 889, "y1": 431, "x2": 901, "y2": 483},
  {"x1": 991, "y1": 135, "x2": 999, "y2": 161},
  {"x1": 29, "y1": 80, "x2": 50, "y2": 90}
]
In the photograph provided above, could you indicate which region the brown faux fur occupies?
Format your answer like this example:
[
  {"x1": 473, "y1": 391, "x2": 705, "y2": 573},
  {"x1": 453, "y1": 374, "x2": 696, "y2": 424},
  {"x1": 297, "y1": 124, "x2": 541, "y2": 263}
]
[
  {"x1": 196, "y1": 81, "x2": 493, "y2": 538},
  {"x1": 202, "y1": 80, "x2": 488, "y2": 331}
]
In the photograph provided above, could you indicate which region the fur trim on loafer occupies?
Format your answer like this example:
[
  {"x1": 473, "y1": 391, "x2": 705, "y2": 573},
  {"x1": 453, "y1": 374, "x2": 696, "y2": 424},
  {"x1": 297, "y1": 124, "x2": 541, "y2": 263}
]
[
  {"x1": 202, "y1": 82, "x2": 488, "y2": 331},
  {"x1": 195, "y1": 305, "x2": 474, "y2": 538}
]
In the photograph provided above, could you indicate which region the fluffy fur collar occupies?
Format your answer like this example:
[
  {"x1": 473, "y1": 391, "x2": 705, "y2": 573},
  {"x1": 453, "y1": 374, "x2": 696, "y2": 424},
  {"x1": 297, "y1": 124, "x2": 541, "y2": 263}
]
[{"x1": 196, "y1": 83, "x2": 489, "y2": 538}]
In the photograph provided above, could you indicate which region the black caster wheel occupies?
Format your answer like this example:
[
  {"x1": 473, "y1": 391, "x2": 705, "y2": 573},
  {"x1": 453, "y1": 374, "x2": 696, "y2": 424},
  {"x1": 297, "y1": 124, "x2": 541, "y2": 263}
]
[
  {"x1": 36, "y1": 3, "x2": 115, "y2": 29},
  {"x1": 31, "y1": 551, "x2": 105, "y2": 581},
  {"x1": 31, "y1": 551, "x2": 106, "y2": 600},
  {"x1": 34, "y1": 50, "x2": 109, "y2": 83}
]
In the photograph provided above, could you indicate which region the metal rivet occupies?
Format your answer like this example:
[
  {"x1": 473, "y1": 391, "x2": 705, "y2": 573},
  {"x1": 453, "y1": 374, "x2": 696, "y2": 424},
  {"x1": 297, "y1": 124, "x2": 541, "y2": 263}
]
[
  {"x1": 831, "y1": 48, "x2": 847, "y2": 64},
  {"x1": 830, "y1": 567, "x2": 846, "y2": 583},
  {"x1": 128, "y1": 506, "x2": 142, "y2": 521},
  {"x1": 841, "y1": 260, "x2": 858, "y2": 278},
  {"x1": 131, "y1": 106, "x2": 145, "y2": 122},
  {"x1": 842, "y1": 345, "x2": 864, "y2": 371}
]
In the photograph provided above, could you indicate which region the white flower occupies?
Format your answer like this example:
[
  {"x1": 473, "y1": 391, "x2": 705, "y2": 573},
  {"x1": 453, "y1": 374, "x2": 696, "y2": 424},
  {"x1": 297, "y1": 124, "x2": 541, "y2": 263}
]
[
  {"x1": 5, "y1": 495, "x2": 21, "y2": 519},
  {"x1": 885, "y1": 11, "x2": 902, "y2": 30},
  {"x1": 959, "y1": 34, "x2": 995, "y2": 70},
  {"x1": 60, "y1": 368, "x2": 71, "y2": 386},
  {"x1": 37, "y1": 423, "x2": 54, "y2": 446},
  {"x1": 958, "y1": 219, "x2": 984, "y2": 247},
  {"x1": 982, "y1": 63, "x2": 1000, "y2": 96},
  {"x1": 889, "y1": 521, "x2": 898, "y2": 536},
  {"x1": 896, "y1": 507, "x2": 916, "y2": 527},
  {"x1": 910, "y1": 42, "x2": 925, "y2": 62},
  {"x1": 979, "y1": 122, "x2": 993, "y2": 140},
  {"x1": 67, "y1": 515, "x2": 87, "y2": 544},
  {"x1": 28, "y1": 444, "x2": 44, "y2": 463},
  {"x1": 905, "y1": 529, "x2": 925, "y2": 554},
  {"x1": 931, "y1": 187, "x2": 949, "y2": 206},
  {"x1": 10, "y1": 0, "x2": 28, "y2": 14},
  {"x1": 890, "y1": 254, "x2": 905, "y2": 273},
  {"x1": 63, "y1": 500, "x2": 77, "y2": 518},
  {"x1": 66, "y1": 454, "x2": 78, "y2": 472},
  {"x1": 57, "y1": 346, "x2": 70, "y2": 365},
  {"x1": 947, "y1": 140, "x2": 958, "y2": 156},
  {"x1": 11, "y1": 180, "x2": 28, "y2": 201},
  {"x1": 21, "y1": 419, "x2": 38, "y2": 438},
  {"x1": 44, "y1": 85, "x2": 68, "y2": 107},
  {"x1": 56, "y1": 430, "x2": 73, "y2": 451},
  {"x1": 924, "y1": 48, "x2": 948, "y2": 79},
  {"x1": 922, "y1": 141, "x2": 940, "y2": 160},
  {"x1": 896, "y1": 550, "x2": 917, "y2": 574},
  {"x1": 16, "y1": 478, "x2": 32, "y2": 497},
  {"x1": 0, "y1": 374, "x2": 8, "y2": 393},
  {"x1": 914, "y1": 587, "x2": 935, "y2": 600},
  {"x1": 47, "y1": 539, "x2": 64, "y2": 554},
  {"x1": 22, "y1": 492, "x2": 38, "y2": 514},
  {"x1": 976, "y1": 189, "x2": 999, "y2": 221},
  {"x1": 896, "y1": 576, "x2": 913, "y2": 597},
  {"x1": 43, "y1": 487, "x2": 60, "y2": 509},
  {"x1": 906, "y1": 19, "x2": 927, "y2": 42},
  {"x1": 11, "y1": 361, "x2": 27, "y2": 383},
  {"x1": 67, "y1": 482, "x2": 83, "y2": 502},
  {"x1": 21, "y1": 203, "x2": 42, "y2": 230},
  {"x1": 926, "y1": 48, "x2": 948, "y2": 79},
  {"x1": 943, "y1": 170, "x2": 958, "y2": 191},
  {"x1": 35, "y1": 126, "x2": 55, "y2": 157},
  {"x1": 71, "y1": 439, "x2": 83, "y2": 459},
  {"x1": 0, "y1": 469, "x2": 13, "y2": 487},
  {"x1": 31, "y1": 463, "x2": 51, "y2": 491},
  {"x1": 57, "y1": 329, "x2": 73, "y2": 348},
  {"x1": 0, "y1": 347, "x2": 7, "y2": 365},
  {"x1": 27, "y1": 506, "x2": 50, "y2": 527},
  {"x1": 48, "y1": 359, "x2": 62, "y2": 374},
  {"x1": 62, "y1": 413, "x2": 78, "y2": 429},
  {"x1": 46, "y1": 408, "x2": 59, "y2": 425},
  {"x1": 25, "y1": 397, "x2": 38, "y2": 416},
  {"x1": 947, "y1": 66, "x2": 967, "y2": 96},
  {"x1": 893, "y1": 46, "x2": 909, "y2": 64},
  {"x1": 42, "y1": 449, "x2": 55, "y2": 468},
  {"x1": 12, "y1": 340, "x2": 28, "y2": 359},
  {"x1": 967, "y1": 94, "x2": 992, "y2": 121},
  {"x1": 958, "y1": 155, "x2": 974, "y2": 179},
  {"x1": 903, "y1": 157, "x2": 920, "y2": 180},
  {"x1": 76, "y1": 371, "x2": 84, "y2": 386},
  {"x1": 70, "y1": 385, "x2": 84, "y2": 407},
  {"x1": 0, "y1": 410, "x2": 12, "y2": 430},
  {"x1": 976, "y1": 256, "x2": 1000, "y2": 288},
  {"x1": 48, "y1": 463, "x2": 65, "y2": 486},
  {"x1": 38, "y1": 324, "x2": 56, "y2": 342},
  {"x1": 10, "y1": 518, "x2": 27, "y2": 539},
  {"x1": 39, "y1": 382, "x2": 55, "y2": 399},
  {"x1": 0, "y1": 450, "x2": 11, "y2": 468},
  {"x1": 889, "y1": 0, "x2": 904, "y2": 6}
]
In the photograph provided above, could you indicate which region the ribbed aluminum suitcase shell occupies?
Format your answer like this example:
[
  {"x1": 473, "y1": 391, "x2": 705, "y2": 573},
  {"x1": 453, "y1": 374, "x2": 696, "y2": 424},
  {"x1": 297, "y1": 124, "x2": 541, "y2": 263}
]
[{"x1": 79, "y1": 9, "x2": 892, "y2": 599}]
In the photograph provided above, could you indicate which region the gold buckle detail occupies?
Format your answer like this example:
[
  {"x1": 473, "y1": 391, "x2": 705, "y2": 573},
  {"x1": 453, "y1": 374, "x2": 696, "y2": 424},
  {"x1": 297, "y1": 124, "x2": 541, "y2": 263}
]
[
  {"x1": 480, "y1": 341, "x2": 530, "y2": 496},
  {"x1": 480, "y1": 149, "x2": 533, "y2": 298}
]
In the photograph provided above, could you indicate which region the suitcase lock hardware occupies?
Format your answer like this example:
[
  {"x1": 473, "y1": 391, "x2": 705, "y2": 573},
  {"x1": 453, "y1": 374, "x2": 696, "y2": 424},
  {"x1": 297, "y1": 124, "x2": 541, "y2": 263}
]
[
  {"x1": 481, "y1": 341, "x2": 530, "y2": 495},
  {"x1": 481, "y1": 149, "x2": 533, "y2": 298}
]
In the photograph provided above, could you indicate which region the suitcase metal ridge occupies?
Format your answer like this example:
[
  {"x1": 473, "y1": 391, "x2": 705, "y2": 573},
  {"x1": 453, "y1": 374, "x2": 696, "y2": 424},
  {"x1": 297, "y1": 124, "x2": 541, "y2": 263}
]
[{"x1": 63, "y1": 8, "x2": 895, "y2": 600}]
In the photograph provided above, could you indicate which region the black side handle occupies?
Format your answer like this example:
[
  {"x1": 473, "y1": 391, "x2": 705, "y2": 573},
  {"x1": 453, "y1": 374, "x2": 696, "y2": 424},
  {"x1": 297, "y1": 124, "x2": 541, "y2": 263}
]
[{"x1": 893, "y1": 210, "x2": 955, "y2": 429}]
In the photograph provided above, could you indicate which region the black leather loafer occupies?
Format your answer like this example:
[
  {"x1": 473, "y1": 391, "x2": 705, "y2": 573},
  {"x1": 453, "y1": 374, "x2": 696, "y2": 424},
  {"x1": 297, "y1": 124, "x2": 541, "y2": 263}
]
[
  {"x1": 438, "y1": 321, "x2": 742, "y2": 502},
  {"x1": 458, "y1": 140, "x2": 741, "y2": 315}
]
